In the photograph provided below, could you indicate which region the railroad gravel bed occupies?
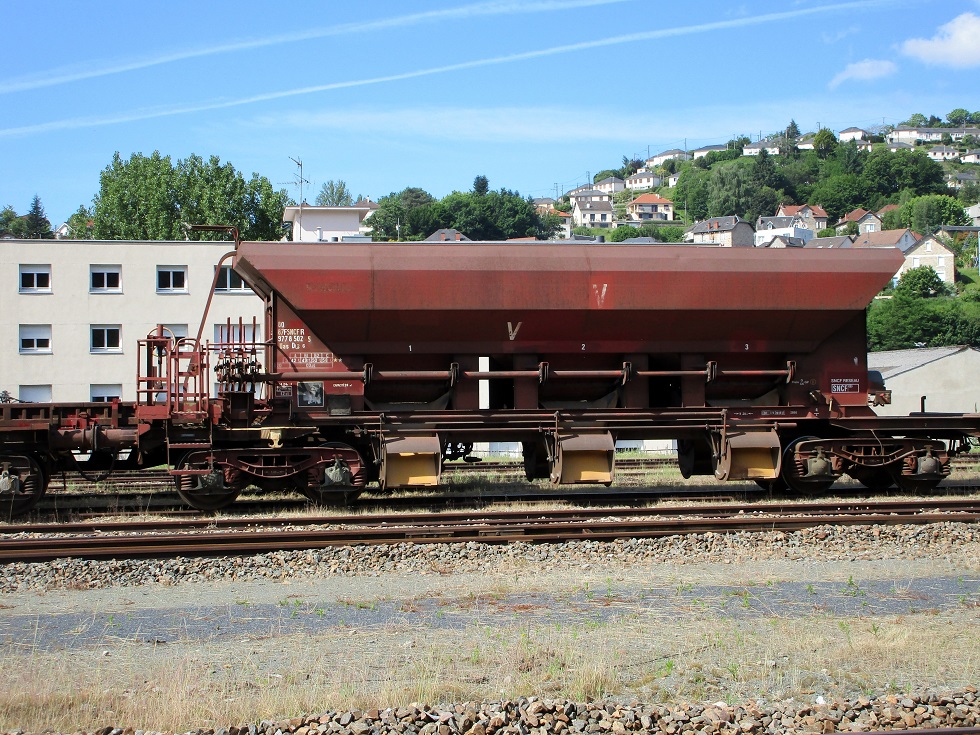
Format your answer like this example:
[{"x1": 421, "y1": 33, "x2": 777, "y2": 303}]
[
  {"x1": 1, "y1": 521, "x2": 978, "y2": 592},
  {"x1": 3, "y1": 688, "x2": 980, "y2": 735}
]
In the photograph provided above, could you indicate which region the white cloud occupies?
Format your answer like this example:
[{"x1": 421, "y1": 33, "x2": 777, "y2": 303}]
[
  {"x1": 0, "y1": 0, "x2": 904, "y2": 139},
  {"x1": 902, "y1": 12, "x2": 980, "y2": 68},
  {"x1": 0, "y1": 0, "x2": 630, "y2": 95},
  {"x1": 828, "y1": 59, "x2": 897, "y2": 89}
]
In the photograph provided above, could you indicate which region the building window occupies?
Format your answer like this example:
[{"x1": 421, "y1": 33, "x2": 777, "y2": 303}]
[
  {"x1": 18, "y1": 385, "x2": 52, "y2": 402},
  {"x1": 163, "y1": 324, "x2": 189, "y2": 340},
  {"x1": 91, "y1": 325, "x2": 122, "y2": 352},
  {"x1": 91, "y1": 265, "x2": 122, "y2": 292},
  {"x1": 19, "y1": 265, "x2": 51, "y2": 293},
  {"x1": 19, "y1": 325, "x2": 52, "y2": 353},
  {"x1": 90, "y1": 384, "x2": 123, "y2": 402},
  {"x1": 215, "y1": 265, "x2": 250, "y2": 292},
  {"x1": 157, "y1": 266, "x2": 187, "y2": 293},
  {"x1": 214, "y1": 323, "x2": 261, "y2": 345}
]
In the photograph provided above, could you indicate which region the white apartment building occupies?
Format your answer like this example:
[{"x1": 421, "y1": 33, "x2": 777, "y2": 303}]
[{"x1": 1, "y1": 239, "x2": 265, "y2": 403}]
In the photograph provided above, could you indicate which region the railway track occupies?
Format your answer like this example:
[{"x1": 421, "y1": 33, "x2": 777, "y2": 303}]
[{"x1": 3, "y1": 497, "x2": 979, "y2": 563}]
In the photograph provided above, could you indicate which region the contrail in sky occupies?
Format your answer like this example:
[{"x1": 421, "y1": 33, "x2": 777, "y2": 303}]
[
  {"x1": 0, "y1": 0, "x2": 628, "y2": 94},
  {"x1": 0, "y1": 0, "x2": 900, "y2": 139}
]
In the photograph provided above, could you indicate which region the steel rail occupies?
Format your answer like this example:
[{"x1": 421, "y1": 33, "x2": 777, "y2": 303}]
[
  {"x1": 2, "y1": 504, "x2": 979, "y2": 562},
  {"x1": 7, "y1": 497, "x2": 980, "y2": 536}
]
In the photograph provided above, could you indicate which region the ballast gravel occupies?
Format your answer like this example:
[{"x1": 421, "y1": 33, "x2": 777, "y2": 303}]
[
  {"x1": 2, "y1": 689, "x2": 980, "y2": 735},
  {"x1": 2, "y1": 521, "x2": 979, "y2": 592}
]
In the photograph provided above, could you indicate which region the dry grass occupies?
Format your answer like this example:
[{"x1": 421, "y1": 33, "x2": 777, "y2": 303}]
[{"x1": 2, "y1": 602, "x2": 978, "y2": 733}]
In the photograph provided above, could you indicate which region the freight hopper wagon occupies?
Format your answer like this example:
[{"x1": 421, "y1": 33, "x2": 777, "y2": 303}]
[{"x1": 3, "y1": 237, "x2": 980, "y2": 515}]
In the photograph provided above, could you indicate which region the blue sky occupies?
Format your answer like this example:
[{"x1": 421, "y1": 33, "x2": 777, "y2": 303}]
[{"x1": 2, "y1": 0, "x2": 979, "y2": 225}]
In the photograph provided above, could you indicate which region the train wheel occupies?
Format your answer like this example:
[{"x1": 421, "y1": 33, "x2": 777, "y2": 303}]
[
  {"x1": 302, "y1": 443, "x2": 366, "y2": 506},
  {"x1": 780, "y1": 437, "x2": 836, "y2": 495},
  {"x1": 0, "y1": 454, "x2": 47, "y2": 520},
  {"x1": 890, "y1": 449, "x2": 945, "y2": 494},
  {"x1": 174, "y1": 455, "x2": 242, "y2": 511},
  {"x1": 522, "y1": 441, "x2": 550, "y2": 482},
  {"x1": 847, "y1": 467, "x2": 895, "y2": 492}
]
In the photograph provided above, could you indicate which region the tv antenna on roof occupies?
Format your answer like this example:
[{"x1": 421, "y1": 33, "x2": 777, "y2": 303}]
[
  {"x1": 287, "y1": 157, "x2": 310, "y2": 204},
  {"x1": 282, "y1": 157, "x2": 311, "y2": 237}
]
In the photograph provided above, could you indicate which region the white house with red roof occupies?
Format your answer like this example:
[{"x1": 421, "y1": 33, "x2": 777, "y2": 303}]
[
  {"x1": 626, "y1": 194, "x2": 674, "y2": 222},
  {"x1": 836, "y1": 208, "x2": 882, "y2": 234},
  {"x1": 775, "y1": 204, "x2": 829, "y2": 231}
]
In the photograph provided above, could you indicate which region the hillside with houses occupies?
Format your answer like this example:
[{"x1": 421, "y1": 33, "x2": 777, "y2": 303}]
[{"x1": 529, "y1": 111, "x2": 979, "y2": 296}]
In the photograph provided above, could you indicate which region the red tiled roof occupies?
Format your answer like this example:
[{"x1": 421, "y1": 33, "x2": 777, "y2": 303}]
[
  {"x1": 630, "y1": 193, "x2": 674, "y2": 205},
  {"x1": 779, "y1": 204, "x2": 829, "y2": 218},
  {"x1": 851, "y1": 229, "x2": 912, "y2": 247},
  {"x1": 841, "y1": 208, "x2": 870, "y2": 223}
]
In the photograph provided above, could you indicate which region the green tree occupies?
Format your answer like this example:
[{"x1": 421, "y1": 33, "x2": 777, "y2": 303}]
[
  {"x1": 94, "y1": 151, "x2": 180, "y2": 239},
  {"x1": 65, "y1": 205, "x2": 94, "y2": 239},
  {"x1": 751, "y1": 148, "x2": 782, "y2": 190},
  {"x1": 244, "y1": 174, "x2": 292, "y2": 241},
  {"x1": 746, "y1": 186, "x2": 781, "y2": 225},
  {"x1": 813, "y1": 128, "x2": 838, "y2": 159},
  {"x1": 369, "y1": 187, "x2": 436, "y2": 240},
  {"x1": 863, "y1": 149, "x2": 945, "y2": 198},
  {"x1": 810, "y1": 174, "x2": 865, "y2": 221},
  {"x1": 896, "y1": 266, "x2": 950, "y2": 299},
  {"x1": 707, "y1": 164, "x2": 752, "y2": 218},
  {"x1": 780, "y1": 151, "x2": 821, "y2": 203},
  {"x1": 829, "y1": 141, "x2": 866, "y2": 176},
  {"x1": 0, "y1": 205, "x2": 21, "y2": 237},
  {"x1": 473, "y1": 175, "x2": 489, "y2": 196},
  {"x1": 958, "y1": 181, "x2": 980, "y2": 205},
  {"x1": 880, "y1": 207, "x2": 904, "y2": 230},
  {"x1": 947, "y1": 108, "x2": 970, "y2": 126},
  {"x1": 903, "y1": 113, "x2": 927, "y2": 127},
  {"x1": 673, "y1": 167, "x2": 710, "y2": 221},
  {"x1": 609, "y1": 225, "x2": 640, "y2": 242},
  {"x1": 785, "y1": 119, "x2": 801, "y2": 139},
  {"x1": 620, "y1": 156, "x2": 644, "y2": 178},
  {"x1": 315, "y1": 179, "x2": 355, "y2": 206},
  {"x1": 176, "y1": 154, "x2": 248, "y2": 235},
  {"x1": 899, "y1": 194, "x2": 970, "y2": 234},
  {"x1": 24, "y1": 195, "x2": 54, "y2": 239},
  {"x1": 93, "y1": 151, "x2": 288, "y2": 240}
]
